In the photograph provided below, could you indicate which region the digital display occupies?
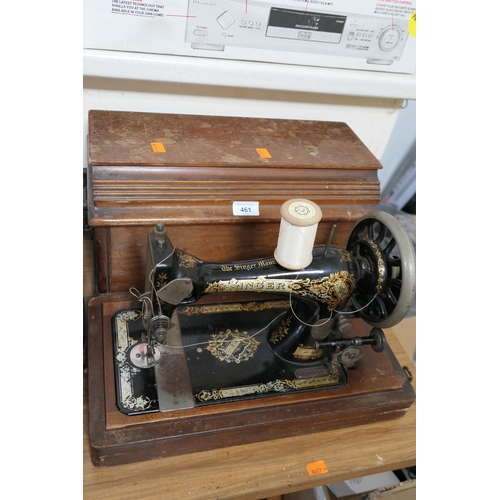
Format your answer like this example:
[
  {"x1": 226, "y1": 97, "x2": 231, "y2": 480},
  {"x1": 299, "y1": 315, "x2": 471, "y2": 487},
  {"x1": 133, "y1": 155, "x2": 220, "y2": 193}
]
[{"x1": 266, "y1": 8, "x2": 346, "y2": 44}]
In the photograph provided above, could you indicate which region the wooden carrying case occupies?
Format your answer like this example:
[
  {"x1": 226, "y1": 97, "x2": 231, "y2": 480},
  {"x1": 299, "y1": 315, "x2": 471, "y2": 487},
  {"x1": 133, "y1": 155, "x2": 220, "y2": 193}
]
[
  {"x1": 85, "y1": 111, "x2": 416, "y2": 468},
  {"x1": 86, "y1": 110, "x2": 382, "y2": 295}
]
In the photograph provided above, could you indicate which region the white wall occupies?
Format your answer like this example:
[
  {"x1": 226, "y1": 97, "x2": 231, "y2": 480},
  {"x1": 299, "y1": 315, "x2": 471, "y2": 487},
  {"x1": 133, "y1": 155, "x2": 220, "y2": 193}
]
[{"x1": 379, "y1": 99, "x2": 417, "y2": 195}]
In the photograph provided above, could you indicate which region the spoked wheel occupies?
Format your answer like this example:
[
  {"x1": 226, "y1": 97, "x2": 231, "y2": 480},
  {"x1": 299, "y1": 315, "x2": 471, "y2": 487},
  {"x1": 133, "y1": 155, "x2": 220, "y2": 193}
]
[{"x1": 347, "y1": 211, "x2": 416, "y2": 328}]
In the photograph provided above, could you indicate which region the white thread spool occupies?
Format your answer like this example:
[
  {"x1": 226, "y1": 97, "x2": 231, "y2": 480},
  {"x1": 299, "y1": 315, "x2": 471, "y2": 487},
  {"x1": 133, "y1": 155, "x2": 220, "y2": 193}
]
[{"x1": 274, "y1": 199, "x2": 323, "y2": 270}]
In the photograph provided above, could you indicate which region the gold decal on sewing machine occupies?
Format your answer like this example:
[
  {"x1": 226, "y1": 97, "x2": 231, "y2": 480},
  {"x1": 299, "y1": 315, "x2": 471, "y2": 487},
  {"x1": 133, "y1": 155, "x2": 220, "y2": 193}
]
[
  {"x1": 115, "y1": 310, "x2": 141, "y2": 353},
  {"x1": 122, "y1": 395, "x2": 155, "y2": 412},
  {"x1": 337, "y1": 248, "x2": 353, "y2": 263},
  {"x1": 365, "y1": 239, "x2": 385, "y2": 294},
  {"x1": 293, "y1": 374, "x2": 340, "y2": 388},
  {"x1": 156, "y1": 272, "x2": 168, "y2": 290},
  {"x1": 293, "y1": 345, "x2": 324, "y2": 360},
  {"x1": 195, "y1": 374, "x2": 339, "y2": 401},
  {"x1": 114, "y1": 310, "x2": 156, "y2": 412},
  {"x1": 206, "y1": 329, "x2": 260, "y2": 363},
  {"x1": 333, "y1": 280, "x2": 349, "y2": 299},
  {"x1": 178, "y1": 251, "x2": 197, "y2": 268},
  {"x1": 223, "y1": 386, "x2": 260, "y2": 397},
  {"x1": 179, "y1": 300, "x2": 289, "y2": 316},
  {"x1": 270, "y1": 315, "x2": 291, "y2": 343},
  {"x1": 204, "y1": 276, "x2": 289, "y2": 293},
  {"x1": 204, "y1": 273, "x2": 356, "y2": 311},
  {"x1": 196, "y1": 379, "x2": 295, "y2": 401},
  {"x1": 218, "y1": 261, "x2": 278, "y2": 271},
  {"x1": 216, "y1": 259, "x2": 277, "y2": 273},
  {"x1": 290, "y1": 272, "x2": 356, "y2": 310},
  {"x1": 258, "y1": 259, "x2": 277, "y2": 267}
]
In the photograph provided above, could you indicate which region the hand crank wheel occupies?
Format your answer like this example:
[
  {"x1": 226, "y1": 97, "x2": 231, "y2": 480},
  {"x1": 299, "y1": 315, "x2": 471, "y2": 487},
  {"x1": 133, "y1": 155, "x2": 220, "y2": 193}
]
[{"x1": 347, "y1": 211, "x2": 416, "y2": 328}]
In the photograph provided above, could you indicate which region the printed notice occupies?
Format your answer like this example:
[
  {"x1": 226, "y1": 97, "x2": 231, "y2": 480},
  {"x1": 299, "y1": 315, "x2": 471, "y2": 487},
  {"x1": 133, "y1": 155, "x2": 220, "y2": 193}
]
[
  {"x1": 232, "y1": 201, "x2": 260, "y2": 216},
  {"x1": 112, "y1": 0, "x2": 165, "y2": 18},
  {"x1": 374, "y1": 1, "x2": 415, "y2": 18}
]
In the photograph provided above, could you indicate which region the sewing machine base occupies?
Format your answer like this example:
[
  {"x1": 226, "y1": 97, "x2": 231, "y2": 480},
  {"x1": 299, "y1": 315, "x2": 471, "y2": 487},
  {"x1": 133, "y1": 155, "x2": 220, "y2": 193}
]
[
  {"x1": 113, "y1": 298, "x2": 348, "y2": 415},
  {"x1": 87, "y1": 294, "x2": 415, "y2": 467}
]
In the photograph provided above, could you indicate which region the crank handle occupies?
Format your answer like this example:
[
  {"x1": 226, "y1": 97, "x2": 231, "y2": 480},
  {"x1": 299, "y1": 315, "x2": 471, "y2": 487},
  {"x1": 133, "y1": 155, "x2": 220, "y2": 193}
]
[{"x1": 314, "y1": 328, "x2": 386, "y2": 353}]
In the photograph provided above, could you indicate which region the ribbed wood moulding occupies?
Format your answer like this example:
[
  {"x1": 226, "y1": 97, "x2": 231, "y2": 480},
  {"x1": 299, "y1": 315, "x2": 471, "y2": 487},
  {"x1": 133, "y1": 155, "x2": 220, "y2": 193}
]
[{"x1": 92, "y1": 172, "x2": 378, "y2": 201}]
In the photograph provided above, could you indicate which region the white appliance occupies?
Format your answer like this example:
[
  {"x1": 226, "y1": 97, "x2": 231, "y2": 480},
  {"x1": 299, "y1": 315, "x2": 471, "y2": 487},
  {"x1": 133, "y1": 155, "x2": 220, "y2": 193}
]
[{"x1": 185, "y1": 0, "x2": 410, "y2": 65}]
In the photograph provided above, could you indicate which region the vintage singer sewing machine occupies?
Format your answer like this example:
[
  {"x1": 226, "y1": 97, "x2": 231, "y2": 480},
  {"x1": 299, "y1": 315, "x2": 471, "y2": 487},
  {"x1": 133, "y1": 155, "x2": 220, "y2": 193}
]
[
  {"x1": 86, "y1": 111, "x2": 415, "y2": 467},
  {"x1": 113, "y1": 208, "x2": 415, "y2": 417},
  {"x1": 87, "y1": 203, "x2": 415, "y2": 467}
]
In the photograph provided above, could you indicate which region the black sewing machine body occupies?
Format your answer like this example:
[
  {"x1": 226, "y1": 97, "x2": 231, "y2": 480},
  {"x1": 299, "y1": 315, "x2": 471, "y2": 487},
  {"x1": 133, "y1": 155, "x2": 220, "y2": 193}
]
[{"x1": 112, "y1": 211, "x2": 415, "y2": 417}]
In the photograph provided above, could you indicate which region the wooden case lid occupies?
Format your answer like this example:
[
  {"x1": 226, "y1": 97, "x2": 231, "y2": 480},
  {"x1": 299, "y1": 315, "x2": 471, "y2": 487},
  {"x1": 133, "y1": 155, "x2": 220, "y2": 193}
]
[
  {"x1": 86, "y1": 111, "x2": 381, "y2": 227},
  {"x1": 87, "y1": 110, "x2": 381, "y2": 170}
]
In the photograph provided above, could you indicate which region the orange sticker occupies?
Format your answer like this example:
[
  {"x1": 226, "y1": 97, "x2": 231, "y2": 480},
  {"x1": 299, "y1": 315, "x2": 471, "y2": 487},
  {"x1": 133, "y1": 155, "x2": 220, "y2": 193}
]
[
  {"x1": 151, "y1": 142, "x2": 166, "y2": 153},
  {"x1": 306, "y1": 460, "x2": 329, "y2": 477},
  {"x1": 256, "y1": 148, "x2": 272, "y2": 158}
]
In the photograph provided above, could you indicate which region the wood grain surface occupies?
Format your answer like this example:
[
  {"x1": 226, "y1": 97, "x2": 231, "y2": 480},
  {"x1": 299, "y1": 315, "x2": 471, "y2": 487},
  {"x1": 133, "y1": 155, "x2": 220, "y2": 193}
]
[{"x1": 87, "y1": 111, "x2": 381, "y2": 169}]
